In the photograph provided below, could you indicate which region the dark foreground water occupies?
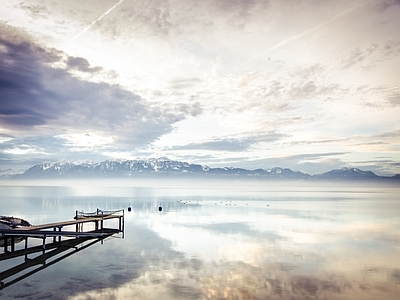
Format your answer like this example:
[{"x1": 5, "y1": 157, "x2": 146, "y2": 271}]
[{"x1": 1, "y1": 179, "x2": 399, "y2": 299}]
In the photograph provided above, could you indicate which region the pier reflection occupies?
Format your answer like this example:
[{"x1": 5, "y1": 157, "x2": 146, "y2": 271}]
[
  {"x1": 1, "y1": 209, "x2": 124, "y2": 290},
  {"x1": 0, "y1": 230, "x2": 121, "y2": 290}
]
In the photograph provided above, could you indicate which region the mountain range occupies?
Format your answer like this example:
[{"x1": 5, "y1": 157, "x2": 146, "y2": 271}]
[{"x1": 2, "y1": 158, "x2": 399, "y2": 181}]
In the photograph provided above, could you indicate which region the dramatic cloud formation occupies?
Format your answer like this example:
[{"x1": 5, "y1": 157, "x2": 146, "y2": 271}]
[{"x1": 0, "y1": 0, "x2": 399, "y2": 174}]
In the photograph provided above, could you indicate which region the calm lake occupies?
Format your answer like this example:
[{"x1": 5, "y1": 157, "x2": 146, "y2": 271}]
[{"x1": 1, "y1": 179, "x2": 399, "y2": 299}]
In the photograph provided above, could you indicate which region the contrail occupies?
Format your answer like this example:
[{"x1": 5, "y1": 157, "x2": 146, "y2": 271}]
[
  {"x1": 70, "y1": 0, "x2": 124, "y2": 43},
  {"x1": 243, "y1": 1, "x2": 367, "y2": 64}
]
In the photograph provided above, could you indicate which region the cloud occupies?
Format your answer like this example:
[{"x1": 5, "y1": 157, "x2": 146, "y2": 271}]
[
  {"x1": 374, "y1": 129, "x2": 400, "y2": 139},
  {"x1": 289, "y1": 138, "x2": 348, "y2": 146},
  {"x1": 289, "y1": 81, "x2": 318, "y2": 99},
  {"x1": 171, "y1": 138, "x2": 252, "y2": 152},
  {"x1": 0, "y1": 40, "x2": 61, "y2": 127},
  {"x1": 341, "y1": 47, "x2": 366, "y2": 69},
  {"x1": 282, "y1": 152, "x2": 348, "y2": 160},
  {"x1": 378, "y1": 0, "x2": 400, "y2": 10},
  {"x1": 93, "y1": 0, "x2": 272, "y2": 39},
  {"x1": 387, "y1": 93, "x2": 400, "y2": 106},
  {"x1": 170, "y1": 132, "x2": 286, "y2": 152},
  {"x1": 66, "y1": 56, "x2": 103, "y2": 73},
  {"x1": 168, "y1": 77, "x2": 203, "y2": 90},
  {"x1": 18, "y1": 3, "x2": 49, "y2": 20},
  {"x1": 200, "y1": 222, "x2": 285, "y2": 243},
  {"x1": 0, "y1": 24, "x2": 203, "y2": 164},
  {"x1": 291, "y1": 63, "x2": 325, "y2": 80},
  {"x1": 382, "y1": 40, "x2": 400, "y2": 56},
  {"x1": 341, "y1": 39, "x2": 400, "y2": 70},
  {"x1": 174, "y1": 102, "x2": 203, "y2": 117},
  {"x1": 0, "y1": 134, "x2": 101, "y2": 168},
  {"x1": 0, "y1": 0, "x2": 399, "y2": 175},
  {"x1": 70, "y1": 0, "x2": 125, "y2": 43}
]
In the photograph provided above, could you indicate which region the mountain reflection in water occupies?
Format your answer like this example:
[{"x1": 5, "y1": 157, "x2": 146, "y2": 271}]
[{"x1": 0, "y1": 180, "x2": 399, "y2": 299}]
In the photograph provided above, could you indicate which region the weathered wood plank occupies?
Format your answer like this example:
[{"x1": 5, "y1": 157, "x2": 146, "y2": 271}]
[{"x1": 15, "y1": 214, "x2": 122, "y2": 231}]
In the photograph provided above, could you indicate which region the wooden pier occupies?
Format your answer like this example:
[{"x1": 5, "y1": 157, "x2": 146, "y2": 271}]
[
  {"x1": 1, "y1": 209, "x2": 124, "y2": 253},
  {"x1": 0, "y1": 209, "x2": 125, "y2": 289}
]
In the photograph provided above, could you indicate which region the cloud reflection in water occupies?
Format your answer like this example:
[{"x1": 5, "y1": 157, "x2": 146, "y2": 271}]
[
  {"x1": 69, "y1": 186, "x2": 400, "y2": 299},
  {"x1": 1, "y1": 182, "x2": 399, "y2": 299}
]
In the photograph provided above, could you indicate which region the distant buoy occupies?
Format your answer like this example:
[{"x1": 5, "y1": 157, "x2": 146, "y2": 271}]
[
  {"x1": 158, "y1": 204, "x2": 162, "y2": 212},
  {"x1": 128, "y1": 206, "x2": 131, "y2": 212}
]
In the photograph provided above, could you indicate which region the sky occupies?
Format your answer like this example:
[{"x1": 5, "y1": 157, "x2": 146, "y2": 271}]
[{"x1": 0, "y1": 0, "x2": 399, "y2": 175}]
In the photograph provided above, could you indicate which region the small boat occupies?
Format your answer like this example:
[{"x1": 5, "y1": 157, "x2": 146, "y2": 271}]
[
  {"x1": 0, "y1": 216, "x2": 32, "y2": 229},
  {"x1": 0, "y1": 216, "x2": 32, "y2": 247},
  {"x1": 73, "y1": 209, "x2": 119, "y2": 219}
]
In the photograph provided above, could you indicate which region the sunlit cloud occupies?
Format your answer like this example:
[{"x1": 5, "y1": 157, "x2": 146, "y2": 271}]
[
  {"x1": 0, "y1": 0, "x2": 399, "y2": 175},
  {"x1": 70, "y1": 0, "x2": 125, "y2": 43},
  {"x1": 58, "y1": 132, "x2": 114, "y2": 148},
  {"x1": 3, "y1": 146, "x2": 39, "y2": 155}
]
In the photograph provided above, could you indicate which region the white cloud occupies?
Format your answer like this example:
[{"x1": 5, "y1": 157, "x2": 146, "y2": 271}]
[{"x1": 0, "y1": 0, "x2": 399, "y2": 175}]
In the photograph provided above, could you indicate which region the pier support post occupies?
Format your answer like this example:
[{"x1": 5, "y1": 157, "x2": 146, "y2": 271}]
[
  {"x1": 3, "y1": 236, "x2": 8, "y2": 253},
  {"x1": 24, "y1": 237, "x2": 28, "y2": 260},
  {"x1": 10, "y1": 237, "x2": 15, "y2": 252},
  {"x1": 42, "y1": 234, "x2": 46, "y2": 263},
  {"x1": 53, "y1": 227, "x2": 57, "y2": 243},
  {"x1": 121, "y1": 210, "x2": 125, "y2": 232}
]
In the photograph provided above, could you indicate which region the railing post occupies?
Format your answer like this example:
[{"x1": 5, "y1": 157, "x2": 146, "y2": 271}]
[
  {"x1": 75, "y1": 210, "x2": 79, "y2": 232},
  {"x1": 101, "y1": 211, "x2": 104, "y2": 234}
]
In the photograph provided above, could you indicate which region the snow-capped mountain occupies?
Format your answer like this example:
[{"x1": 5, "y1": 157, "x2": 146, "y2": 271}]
[
  {"x1": 12, "y1": 158, "x2": 309, "y2": 179},
  {"x1": 14, "y1": 158, "x2": 212, "y2": 179},
  {"x1": 7, "y1": 159, "x2": 398, "y2": 180},
  {"x1": 318, "y1": 167, "x2": 378, "y2": 179}
]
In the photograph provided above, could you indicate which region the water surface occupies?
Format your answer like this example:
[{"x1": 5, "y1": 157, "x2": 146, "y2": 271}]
[{"x1": 1, "y1": 180, "x2": 399, "y2": 299}]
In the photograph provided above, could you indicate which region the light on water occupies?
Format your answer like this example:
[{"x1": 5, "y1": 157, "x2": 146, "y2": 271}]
[{"x1": 1, "y1": 179, "x2": 399, "y2": 299}]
